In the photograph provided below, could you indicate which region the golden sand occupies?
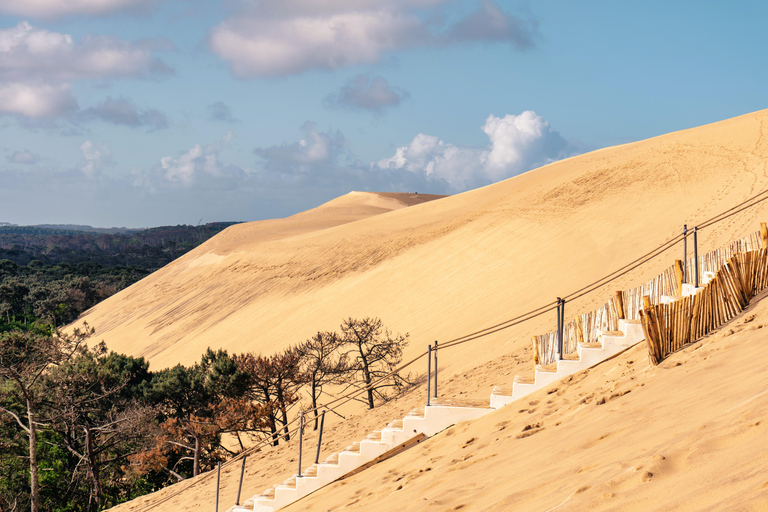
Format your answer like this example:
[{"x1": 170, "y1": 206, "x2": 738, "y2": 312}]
[{"x1": 100, "y1": 109, "x2": 768, "y2": 511}]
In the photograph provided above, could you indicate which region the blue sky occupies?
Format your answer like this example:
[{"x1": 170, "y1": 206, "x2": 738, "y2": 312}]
[{"x1": 0, "y1": 0, "x2": 765, "y2": 227}]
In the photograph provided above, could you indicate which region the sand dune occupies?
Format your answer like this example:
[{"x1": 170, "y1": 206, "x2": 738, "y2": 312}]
[
  {"x1": 82, "y1": 109, "x2": 768, "y2": 377},
  {"x1": 95, "y1": 109, "x2": 768, "y2": 511}
]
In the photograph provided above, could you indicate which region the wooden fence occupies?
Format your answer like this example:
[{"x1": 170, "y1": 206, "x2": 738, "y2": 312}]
[
  {"x1": 641, "y1": 248, "x2": 768, "y2": 364},
  {"x1": 532, "y1": 226, "x2": 768, "y2": 366}
]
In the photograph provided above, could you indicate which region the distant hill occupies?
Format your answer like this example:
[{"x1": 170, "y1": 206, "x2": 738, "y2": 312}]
[
  {"x1": 0, "y1": 222, "x2": 242, "y2": 268},
  {"x1": 28, "y1": 224, "x2": 140, "y2": 234}
]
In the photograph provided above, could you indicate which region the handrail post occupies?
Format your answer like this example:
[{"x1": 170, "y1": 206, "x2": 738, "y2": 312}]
[
  {"x1": 297, "y1": 412, "x2": 304, "y2": 478},
  {"x1": 426, "y1": 345, "x2": 432, "y2": 406},
  {"x1": 433, "y1": 341, "x2": 438, "y2": 399},
  {"x1": 235, "y1": 455, "x2": 247, "y2": 506},
  {"x1": 215, "y1": 462, "x2": 221, "y2": 512},
  {"x1": 556, "y1": 297, "x2": 564, "y2": 359},
  {"x1": 693, "y1": 227, "x2": 699, "y2": 287},
  {"x1": 314, "y1": 410, "x2": 326, "y2": 464},
  {"x1": 683, "y1": 224, "x2": 688, "y2": 283}
]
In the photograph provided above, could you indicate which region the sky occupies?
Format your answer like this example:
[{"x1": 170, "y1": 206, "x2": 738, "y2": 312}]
[{"x1": 0, "y1": 1, "x2": 766, "y2": 228}]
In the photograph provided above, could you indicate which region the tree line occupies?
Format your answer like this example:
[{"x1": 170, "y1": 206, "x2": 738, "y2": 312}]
[
  {"x1": 0, "y1": 222, "x2": 240, "y2": 332},
  {"x1": 0, "y1": 317, "x2": 410, "y2": 512},
  {"x1": 0, "y1": 222, "x2": 240, "y2": 268}
]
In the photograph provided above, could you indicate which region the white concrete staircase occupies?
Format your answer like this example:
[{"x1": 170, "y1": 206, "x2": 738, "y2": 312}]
[
  {"x1": 230, "y1": 399, "x2": 493, "y2": 512},
  {"x1": 230, "y1": 319, "x2": 651, "y2": 512},
  {"x1": 490, "y1": 319, "x2": 646, "y2": 408}
]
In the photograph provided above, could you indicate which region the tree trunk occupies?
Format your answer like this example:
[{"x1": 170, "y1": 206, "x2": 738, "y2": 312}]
[
  {"x1": 27, "y1": 400, "x2": 39, "y2": 512},
  {"x1": 84, "y1": 427, "x2": 102, "y2": 511},
  {"x1": 269, "y1": 416, "x2": 278, "y2": 447},
  {"x1": 275, "y1": 386, "x2": 290, "y2": 442},
  {"x1": 358, "y1": 346, "x2": 374, "y2": 409}
]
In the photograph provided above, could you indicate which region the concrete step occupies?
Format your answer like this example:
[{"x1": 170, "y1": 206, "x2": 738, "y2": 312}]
[
  {"x1": 490, "y1": 319, "x2": 645, "y2": 409},
  {"x1": 235, "y1": 398, "x2": 493, "y2": 512}
]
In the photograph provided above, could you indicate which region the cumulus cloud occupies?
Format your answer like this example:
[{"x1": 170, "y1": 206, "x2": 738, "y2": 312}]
[
  {"x1": 80, "y1": 97, "x2": 168, "y2": 130},
  {"x1": 131, "y1": 132, "x2": 237, "y2": 190},
  {"x1": 448, "y1": 1, "x2": 535, "y2": 48},
  {"x1": 253, "y1": 122, "x2": 453, "y2": 196},
  {"x1": 208, "y1": 101, "x2": 237, "y2": 123},
  {"x1": 0, "y1": 81, "x2": 77, "y2": 117},
  {"x1": 79, "y1": 140, "x2": 112, "y2": 178},
  {"x1": 209, "y1": 1, "x2": 536, "y2": 78},
  {"x1": 0, "y1": 21, "x2": 170, "y2": 119},
  {"x1": 3, "y1": 113, "x2": 570, "y2": 227},
  {"x1": 378, "y1": 111, "x2": 573, "y2": 191},
  {"x1": 209, "y1": 9, "x2": 426, "y2": 78},
  {"x1": 325, "y1": 74, "x2": 409, "y2": 113},
  {"x1": 0, "y1": 0, "x2": 161, "y2": 19},
  {"x1": 7, "y1": 150, "x2": 40, "y2": 164},
  {"x1": 255, "y1": 122, "x2": 345, "y2": 172}
]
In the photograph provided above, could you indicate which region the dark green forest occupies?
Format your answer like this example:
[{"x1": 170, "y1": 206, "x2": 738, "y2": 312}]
[
  {"x1": 0, "y1": 223, "x2": 239, "y2": 330},
  {"x1": 0, "y1": 225, "x2": 410, "y2": 512}
]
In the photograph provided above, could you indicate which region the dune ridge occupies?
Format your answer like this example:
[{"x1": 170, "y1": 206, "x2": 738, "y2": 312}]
[{"x1": 91, "y1": 109, "x2": 768, "y2": 510}]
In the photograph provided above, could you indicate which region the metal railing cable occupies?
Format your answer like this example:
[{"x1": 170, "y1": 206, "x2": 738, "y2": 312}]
[
  {"x1": 438, "y1": 186, "x2": 768, "y2": 352},
  {"x1": 142, "y1": 347, "x2": 433, "y2": 510},
  {"x1": 696, "y1": 188, "x2": 768, "y2": 230},
  {"x1": 142, "y1": 185, "x2": 768, "y2": 508}
]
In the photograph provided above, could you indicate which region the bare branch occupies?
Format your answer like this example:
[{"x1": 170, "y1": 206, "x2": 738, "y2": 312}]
[{"x1": 0, "y1": 406, "x2": 30, "y2": 435}]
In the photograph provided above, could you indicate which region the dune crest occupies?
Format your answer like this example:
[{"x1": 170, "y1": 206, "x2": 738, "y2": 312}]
[{"x1": 100, "y1": 110, "x2": 768, "y2": 511}]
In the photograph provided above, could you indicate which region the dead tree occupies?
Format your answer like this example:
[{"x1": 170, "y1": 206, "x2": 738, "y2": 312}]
[
  {"x1": 234, "y1": 349, "x2": 303, "y2": 445},
  {"x1": 340, "y1": 317, "x2": 410, "y2": 409},
  {"x1": 297, "y1": 331, "x2": 349, "y2": 429}
]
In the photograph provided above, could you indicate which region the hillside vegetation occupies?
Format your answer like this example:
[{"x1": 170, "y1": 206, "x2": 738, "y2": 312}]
[{"x1": 0, "y1": 223, "x2": 238, "y2": 330}]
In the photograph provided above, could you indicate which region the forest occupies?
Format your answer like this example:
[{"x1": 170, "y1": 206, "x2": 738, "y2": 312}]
[
  {"x1": 0, "y1": 223, "x2": 239, "y2": 331},
  {"x1": 0, "y1": 224, "x2": 411, "y2": 511},
  {"x1": 0, "y1": 318, "x2": 410, "y2": 512}
]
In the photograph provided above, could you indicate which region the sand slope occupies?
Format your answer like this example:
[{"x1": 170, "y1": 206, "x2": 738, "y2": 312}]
[
  {"x1": 107, "y1": 286, "x2": 768, "y2": 512},
  {"x1": 82, "y1": 109, "x2": 768, "y2": 377},
  {"x1": 99, "y1": 110, "x2": 768, "y2": 511}
]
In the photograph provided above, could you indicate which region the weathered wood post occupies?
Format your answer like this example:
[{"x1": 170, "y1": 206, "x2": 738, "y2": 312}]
[
  {"x1": 531, "y1": 336, "x2": 539, "y2": 366},
  {"x1": 761, "y1": 222, "x2": 768, "y2": 249},
  {"x1": 675, "y1": 260, "x2": 685, "y2": 295},
  {"x1": 615, "y1": 290, "x2": 625, "y2": 320},
  {"x1": 641, "y1": 295, "x2": 661, "y2": 364}
]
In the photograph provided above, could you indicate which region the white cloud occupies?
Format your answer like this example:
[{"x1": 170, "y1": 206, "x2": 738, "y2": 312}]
[
  {"x1": 325, "y1": 74, "x2": 409, "y2": 113},
  {"x1": 0, "y1": 22, "x2": 164, "y2": 81},
  {"x1": 0, "y1": 21, "x2": 170, "y2": 119},
  {"x1": 209, "y1": 10, "x2": 426, "y2": 78},
  {"x1": 209, "y1": 1, "x2": 536, "y2": 78},
  {"x1": 7, "y1": 150, "x2": 40, "y2": 164},
  {"x1": 0, "y1": 81, "x2": 77, "y2": 117},
  {"x1": 79, "y1": 140, "x2": 112, "y2": 177},
  {"x1": 143, "y1": 132, "x2": 235, "y2": 187},
  {"x1": 0, "y1": 0, "x2": 161, "y2": 19},
  {"x1": 378, "y1": 111, "x2": 573, "y2": 191}
]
